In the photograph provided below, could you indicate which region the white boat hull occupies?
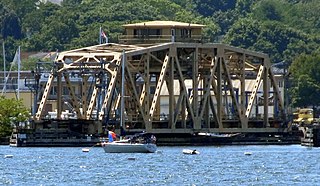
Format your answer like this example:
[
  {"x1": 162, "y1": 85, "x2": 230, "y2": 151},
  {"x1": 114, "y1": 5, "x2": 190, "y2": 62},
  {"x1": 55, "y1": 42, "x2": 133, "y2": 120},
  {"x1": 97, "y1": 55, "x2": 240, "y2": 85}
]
[{"x1": 102, "y1": 142, "x2": 157, "y2": 153}]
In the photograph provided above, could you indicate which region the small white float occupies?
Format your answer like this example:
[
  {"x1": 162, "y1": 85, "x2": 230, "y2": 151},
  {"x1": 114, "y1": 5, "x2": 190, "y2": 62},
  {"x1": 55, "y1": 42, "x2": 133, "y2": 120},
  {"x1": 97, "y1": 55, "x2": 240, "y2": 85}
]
[
  {"x1": 82, "y1": 148, "x2": 90, "y2": 152},
  {"x1": 182, "y1": 149, "x2": 200, "y2": 155},
  {"x1": 4, "y1": 154, "x2": 13, "y2": 158}
]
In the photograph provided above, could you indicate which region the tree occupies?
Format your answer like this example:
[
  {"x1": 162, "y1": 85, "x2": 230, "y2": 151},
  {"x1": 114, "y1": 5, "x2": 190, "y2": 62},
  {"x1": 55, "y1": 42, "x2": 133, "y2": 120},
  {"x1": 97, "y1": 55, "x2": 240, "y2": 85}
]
[
  {"x1": 290, "y1": 75, "x2": 320, "y2": 107},
  {"x1": 0, "y1": 97, "x2": 30, "y2": 138},
  {"x1": 22, "y1": 2, "x2": 60, "y2": 37},
  {"x1": 0, "y1": 4, "x2": 22, "y2": 39},
  {"x1": 0, "y1": 0, "x2": 38, "y2": 19},
  {"x1": 192, "y1": 0, "x2": 237, "y2": 17},
  {"x1": 290, "y1": 53, "x2": 320, "y2": 83},
  {"x1": 223, "y1": 18, "x2": 261, "y2": 49},
  {"x1": 252, "y1": 0, "x2": 284, "y2": 21},
  {"x1": 224, "y1": 19, "x2": 316, "y2": 63},
  {"x1": 289, "y1": 53, "x2": 320, "y2": 107}
]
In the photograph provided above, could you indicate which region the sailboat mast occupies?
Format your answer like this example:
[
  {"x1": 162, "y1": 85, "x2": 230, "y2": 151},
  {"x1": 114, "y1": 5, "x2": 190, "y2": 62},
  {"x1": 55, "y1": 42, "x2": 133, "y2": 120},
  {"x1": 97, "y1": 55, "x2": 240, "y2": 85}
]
[
  {"x1": 120, "y1": 50, "x2": 125, "y2": 129},
  {"x1": 2, "y1": 42, "x2": 5, "y2": 81},
  {"x1": 17, "y1": 46, "x2": 20, "y2": 99}
]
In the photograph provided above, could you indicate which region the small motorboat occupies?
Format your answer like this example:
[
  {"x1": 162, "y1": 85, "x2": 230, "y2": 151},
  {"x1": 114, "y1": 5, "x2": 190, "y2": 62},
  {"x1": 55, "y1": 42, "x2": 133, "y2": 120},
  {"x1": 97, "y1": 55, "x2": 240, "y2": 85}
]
[
  {"x1": 244, "y1": 151, "x2": 252, "y2": 155},
  {"x1": 82, "y1": 148, "x2": 90, "y2": 152},
  {"x1": 182, "y1": 149, "x2": 200, "y2": 155}
]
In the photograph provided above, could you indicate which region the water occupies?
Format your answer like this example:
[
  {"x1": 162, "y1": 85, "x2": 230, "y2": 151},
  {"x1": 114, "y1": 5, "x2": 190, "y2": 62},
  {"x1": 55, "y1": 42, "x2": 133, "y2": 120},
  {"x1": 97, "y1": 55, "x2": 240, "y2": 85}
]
[{"x1": 1, "y1": 145, "x2": 319, "y2": 186}]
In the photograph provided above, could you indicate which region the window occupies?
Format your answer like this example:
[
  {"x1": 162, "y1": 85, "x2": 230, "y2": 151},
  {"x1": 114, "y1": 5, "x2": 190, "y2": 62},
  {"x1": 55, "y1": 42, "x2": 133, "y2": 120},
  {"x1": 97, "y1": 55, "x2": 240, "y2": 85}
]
[
  {"x1": 133, "y1": 29, "x2": 149, "y2": 38},
  {"x1": 181, "y1": 29, "x2": 191, "y2": 38},
  {"x1": 148, "y1": 29, "x2": 161, "y2": 36}
]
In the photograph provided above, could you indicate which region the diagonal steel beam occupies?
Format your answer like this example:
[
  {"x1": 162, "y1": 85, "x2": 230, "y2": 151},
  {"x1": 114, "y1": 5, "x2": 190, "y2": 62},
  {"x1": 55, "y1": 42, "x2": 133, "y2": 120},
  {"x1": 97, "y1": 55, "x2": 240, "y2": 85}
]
[
  {"x1": 35, "y1": 72, "x2": 55, "y2": 120},
  {"x1": 245, "y1": 65, "x2": 264, "y2": 117},
  {"x1": 174, "y1": 56, "x2": 196, "y2": 126},
  {"x1": 86, "y1": 78, "x2": 100, "y2": 119},
  {"x1": 63, "y1": 73, "x2": 82, "y2": 119},
  {"x1": 149, "y1": 54, "x2": 169, "y2": 118}
]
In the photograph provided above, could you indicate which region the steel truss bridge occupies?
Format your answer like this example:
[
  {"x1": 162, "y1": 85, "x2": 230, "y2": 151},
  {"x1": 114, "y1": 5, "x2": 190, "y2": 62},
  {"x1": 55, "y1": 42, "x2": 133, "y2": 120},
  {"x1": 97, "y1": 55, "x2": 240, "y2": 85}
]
[{"x1": 35, "y1": 42, "x2": 286, "y2": 134}]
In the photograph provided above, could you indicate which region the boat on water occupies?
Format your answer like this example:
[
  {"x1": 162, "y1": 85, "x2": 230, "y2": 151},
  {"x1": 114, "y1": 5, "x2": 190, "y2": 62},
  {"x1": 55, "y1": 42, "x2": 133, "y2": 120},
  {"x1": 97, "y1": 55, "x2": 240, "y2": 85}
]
[
  {"x1": 182, "y1": 149, "x2": 200, "y2": 155},
  {"x1": 102, "y1": 139, "x2": 157, "y2": 153},
  {"x1": 101, "y1": 132, "x2": 157, "y2": 153}
]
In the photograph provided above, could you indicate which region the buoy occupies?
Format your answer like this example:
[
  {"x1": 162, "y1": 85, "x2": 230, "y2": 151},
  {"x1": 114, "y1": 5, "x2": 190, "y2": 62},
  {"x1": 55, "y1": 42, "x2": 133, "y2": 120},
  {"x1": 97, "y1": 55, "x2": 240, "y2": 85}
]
[
  {"x1": 182, "y1": 149, "x2": 200, "y2": 155},
  {"x1": 82, "y1": 148, "x2": 90, "y2": 152},
  {"x1": 4, "y1": 155, "x2": 13, "y2": 158}
]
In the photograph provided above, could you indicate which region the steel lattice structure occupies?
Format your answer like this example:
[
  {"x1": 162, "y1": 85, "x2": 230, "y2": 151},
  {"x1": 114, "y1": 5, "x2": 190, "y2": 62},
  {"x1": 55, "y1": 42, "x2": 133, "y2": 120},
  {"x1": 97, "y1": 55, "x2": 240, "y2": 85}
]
[{"x1": 35, "y1": 42, "x2": 286, "y2": 134}]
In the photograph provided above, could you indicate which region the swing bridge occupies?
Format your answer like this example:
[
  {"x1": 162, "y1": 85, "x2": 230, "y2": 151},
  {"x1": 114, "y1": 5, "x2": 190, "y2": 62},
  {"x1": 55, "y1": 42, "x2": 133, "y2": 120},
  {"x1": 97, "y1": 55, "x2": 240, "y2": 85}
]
[{"x1": 33, "y1": 42, "x2": 288, "y2": 135}]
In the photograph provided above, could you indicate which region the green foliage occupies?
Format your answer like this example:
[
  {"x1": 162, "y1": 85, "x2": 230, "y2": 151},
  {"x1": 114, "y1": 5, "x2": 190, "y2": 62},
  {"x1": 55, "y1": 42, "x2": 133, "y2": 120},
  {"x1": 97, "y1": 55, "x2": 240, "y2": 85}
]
[
  {"x1": 0, "y1": 3, "x2": 22, "y2": 40},
  {"x1": 290, "y1": 75, "x2": 320, "y2": 107},
  {"x1": 22, "y1": 2, "x2": 60, "y2": 37},
  {"x1": 225, "y1": 19, "x2": 317, "y2": 62},
  {"x1": 252, "y1": 0, "x2": 284, "y2": 21},
  {"x1": 236, "y1": 0, "x2": 257, "y2": 15},
  {"x1": 290, "y1": 53, "x2": 320, "y2": 84},
  {"x1": 1, "y1": 0, "x2": 319, "y2": 61},
  {"x1": 192, "y1": 0, "x2": 237, "y2": 17},
  {"x1": 0, "y1": 0, "x2": 38, "y2": 19},
  {"x1": 289, "y1": 53, "x2": 320, "y2": 107},
  {"x1": 22, "y1": 57, "x2": 39, "y2": 71},
  {"x1": 283, "y1": 0, "x2": 320, "y2": 35},
  {"x1": 0, "y1": 97, "x2": 30, "y2": 137},
  {"x1": 1, "y1": 37, "x2": 20, "y2": 63},
  {"x1": 0, "y1": 0, "x2": 319, "y2": 100},
  {"x1": 224, "y1": 18, "x2": 261, "y2": 49}
]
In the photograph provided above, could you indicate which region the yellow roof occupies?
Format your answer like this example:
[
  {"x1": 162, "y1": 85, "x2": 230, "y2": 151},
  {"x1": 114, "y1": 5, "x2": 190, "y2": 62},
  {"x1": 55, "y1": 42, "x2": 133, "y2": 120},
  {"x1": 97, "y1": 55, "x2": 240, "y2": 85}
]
[{"x1": 123, "y1": 21, "x2": 205, "y2": 29}]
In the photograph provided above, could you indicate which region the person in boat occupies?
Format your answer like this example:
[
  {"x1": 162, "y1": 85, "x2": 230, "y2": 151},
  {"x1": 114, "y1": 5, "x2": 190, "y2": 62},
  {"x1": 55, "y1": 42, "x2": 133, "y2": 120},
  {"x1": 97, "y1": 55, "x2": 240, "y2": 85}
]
[
  {"x1": 108, "y1": 131, "x2": 116, "y2": 142},
  {"x1": 150, "y1": 135, "x2": 156, "y2": 144},
  {"x1": 108, "y1": 126, "x2": 117, "y2": 142}
]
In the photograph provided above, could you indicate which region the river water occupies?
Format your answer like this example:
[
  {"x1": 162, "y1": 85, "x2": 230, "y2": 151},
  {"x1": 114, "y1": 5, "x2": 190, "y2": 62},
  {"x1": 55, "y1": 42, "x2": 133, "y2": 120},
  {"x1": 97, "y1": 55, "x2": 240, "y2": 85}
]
[{"x1": 0, "y1": 145, "x2": 319, "y2": 185}]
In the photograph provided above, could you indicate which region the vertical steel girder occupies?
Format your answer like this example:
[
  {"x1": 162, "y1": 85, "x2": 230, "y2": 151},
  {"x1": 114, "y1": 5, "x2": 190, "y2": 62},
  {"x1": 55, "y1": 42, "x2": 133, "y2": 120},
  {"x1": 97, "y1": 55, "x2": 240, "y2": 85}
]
[
  {"x1": 240, "y1": 54, "x2": 247, "y2": 128},
  {"x1": 56, "y1": 73, "x2": 62, "y2": 119},
  {"x1": 216, "y1": 56, "x2": 223, "y2": 129},
  {"x1": 81, "y1": 75, "x2": 89, "y2": 117}
]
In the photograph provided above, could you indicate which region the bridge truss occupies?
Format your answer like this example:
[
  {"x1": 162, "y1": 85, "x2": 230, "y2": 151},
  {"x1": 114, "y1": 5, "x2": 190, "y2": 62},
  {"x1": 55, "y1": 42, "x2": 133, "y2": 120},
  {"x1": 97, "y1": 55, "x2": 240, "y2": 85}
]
[{"x1": 35, "y1": 42, "x2": 286, "y2": 134}]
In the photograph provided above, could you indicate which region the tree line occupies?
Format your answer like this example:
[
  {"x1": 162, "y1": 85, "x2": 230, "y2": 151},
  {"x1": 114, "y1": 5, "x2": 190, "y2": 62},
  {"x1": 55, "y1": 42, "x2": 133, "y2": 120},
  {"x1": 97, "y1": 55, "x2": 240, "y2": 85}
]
[{"x1": 1, "y1": 0, "x2": 320, "y2": 107}]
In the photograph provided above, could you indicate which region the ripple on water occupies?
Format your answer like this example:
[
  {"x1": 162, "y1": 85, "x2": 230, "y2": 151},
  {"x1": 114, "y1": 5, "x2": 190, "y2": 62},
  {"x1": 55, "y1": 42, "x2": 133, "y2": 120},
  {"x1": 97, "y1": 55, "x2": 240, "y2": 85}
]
[{"x1": 1, "y1": 145, "x2": 320, "y2": 185}]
